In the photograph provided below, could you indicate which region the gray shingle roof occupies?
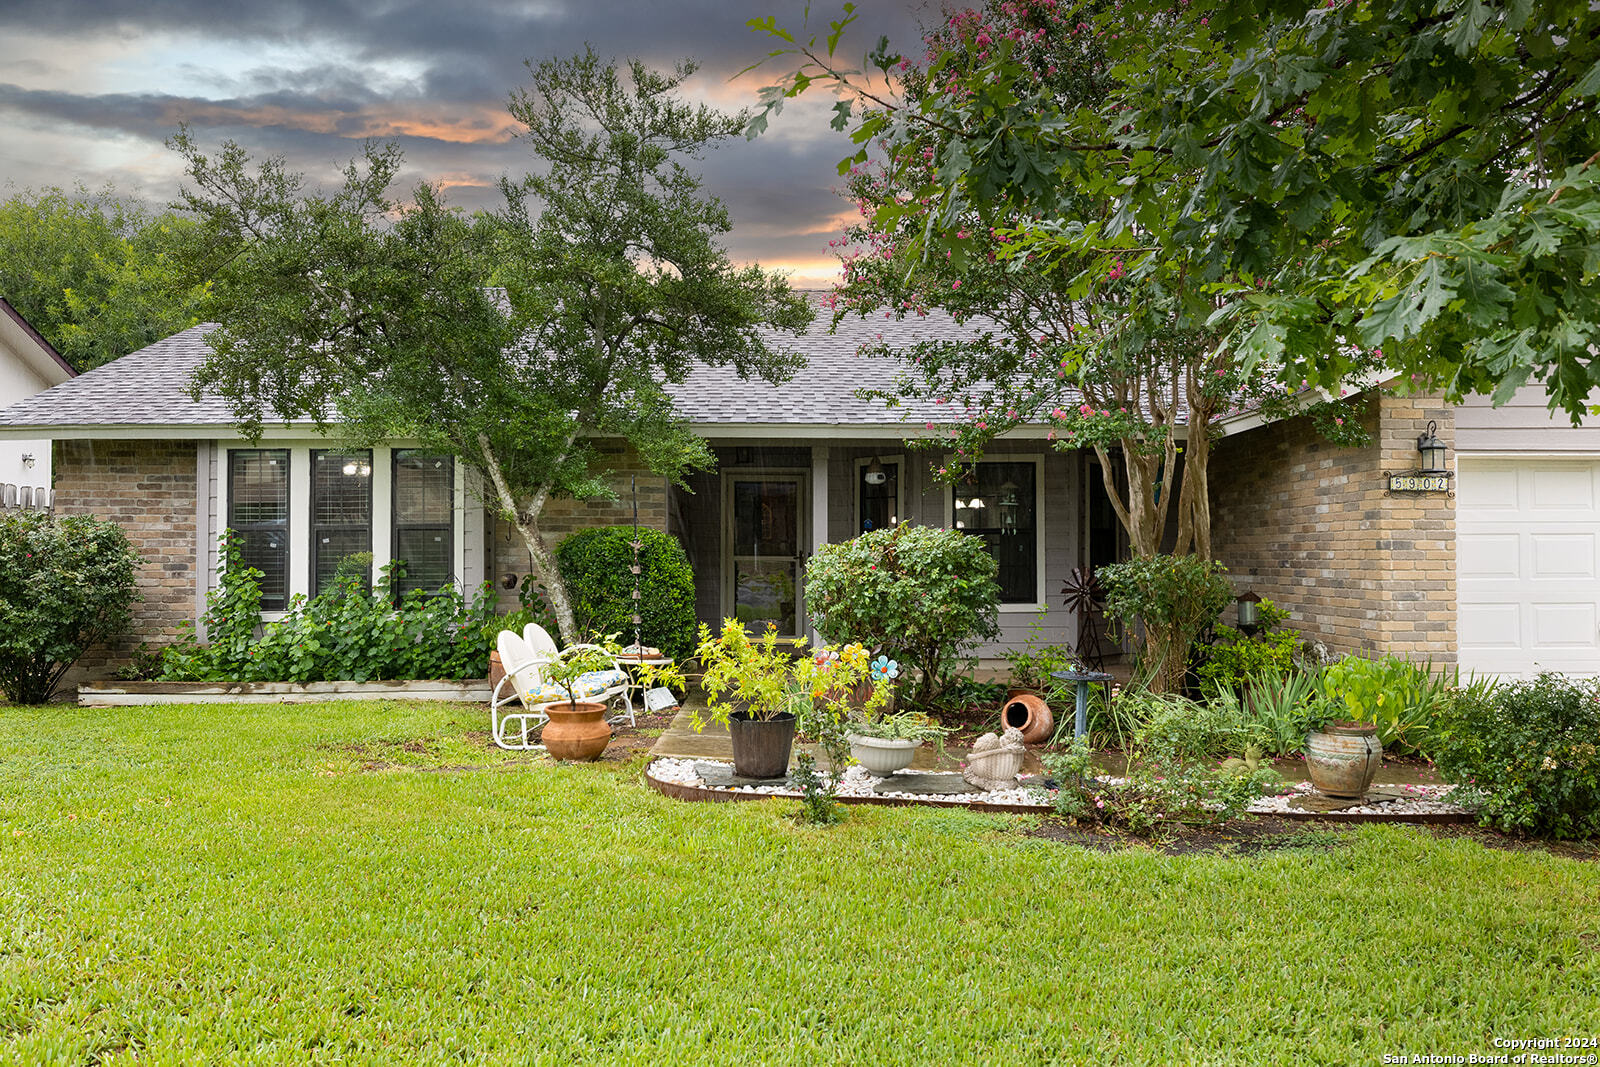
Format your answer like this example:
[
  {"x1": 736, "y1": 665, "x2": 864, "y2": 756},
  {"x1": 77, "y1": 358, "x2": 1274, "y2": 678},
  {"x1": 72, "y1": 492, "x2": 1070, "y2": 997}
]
[
  {"x1": 0, "y1": 294, "x2": 1081, "y2": 432},
  {"x1": 0, "y1": 324, "x2": 234, "y2": 428}
]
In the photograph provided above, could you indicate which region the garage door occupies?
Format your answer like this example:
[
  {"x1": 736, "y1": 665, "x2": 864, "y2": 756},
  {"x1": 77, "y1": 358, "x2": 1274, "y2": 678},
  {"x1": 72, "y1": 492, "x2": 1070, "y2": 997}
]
[{"x1": 1457, "y1": 456, "x2": 1600, "y2": 678}]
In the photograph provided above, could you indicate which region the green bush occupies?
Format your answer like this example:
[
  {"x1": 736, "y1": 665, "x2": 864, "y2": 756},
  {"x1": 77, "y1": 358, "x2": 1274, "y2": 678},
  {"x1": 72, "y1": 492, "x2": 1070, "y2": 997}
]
[
  {"x1": 1432, "y1": 673, "x2": 1600, "y2": 839},
  {"x1": 555, "y1": 526, "x2": 697, "y2": 660},
  {"x1": 1099, "y1": 555, "x2": 1233, "y2": 693},
  {"x1": 1126, "y1": 690, "x2": 1254, "y2": 763},
  {"x1": 163, "y1": 532, "x2": 495, "y2": 683},
  {"x1": 0, "y1": 511, "x2": 141, "y2": 703},
  {"x1": 1196, "y1": 599, "x2": 1299, "y2": 696},
  {"x1": 804, "y1": 523, "x2": 1000, "y2": 708}
]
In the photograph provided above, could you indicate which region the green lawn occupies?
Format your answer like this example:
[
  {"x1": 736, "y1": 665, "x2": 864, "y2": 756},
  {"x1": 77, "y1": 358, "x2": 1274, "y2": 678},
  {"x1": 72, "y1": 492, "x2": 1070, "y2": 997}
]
[{"x1": 1, "y1": 700, "x2": 1597, "y2": 1065}]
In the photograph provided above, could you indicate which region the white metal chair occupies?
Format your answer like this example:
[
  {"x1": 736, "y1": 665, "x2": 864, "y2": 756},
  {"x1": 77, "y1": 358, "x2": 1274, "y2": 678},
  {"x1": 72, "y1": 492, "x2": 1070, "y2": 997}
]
[
  {"x1": 523, "y1": 623, "x2": 636, "y2": 727},
  {"x1": 491, "y1": 630, "x2": 554, "y2": 750}
]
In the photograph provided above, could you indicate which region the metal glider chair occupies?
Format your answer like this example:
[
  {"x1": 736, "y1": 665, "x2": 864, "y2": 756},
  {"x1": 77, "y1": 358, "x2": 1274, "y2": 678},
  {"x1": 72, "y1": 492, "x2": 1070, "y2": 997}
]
[
  {"x1": 489, "y1": 629, "x2": 634, "y2": 751},
  {"x1": 522, "y1": 624, "x2": 635, "y2": 728}
]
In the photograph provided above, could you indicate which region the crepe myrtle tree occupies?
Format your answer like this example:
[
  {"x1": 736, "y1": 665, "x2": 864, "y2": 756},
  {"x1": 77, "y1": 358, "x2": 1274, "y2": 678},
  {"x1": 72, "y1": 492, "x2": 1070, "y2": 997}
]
[
  {"x1": 757, "y1": 5, "x2": 1368, "y2": 560},
  {"x1": 750, "y1": 0, "x2": 1600, "y2": 453},
  {"x1": 172, "y1": 50, "x2": 812, "y2": 643}
]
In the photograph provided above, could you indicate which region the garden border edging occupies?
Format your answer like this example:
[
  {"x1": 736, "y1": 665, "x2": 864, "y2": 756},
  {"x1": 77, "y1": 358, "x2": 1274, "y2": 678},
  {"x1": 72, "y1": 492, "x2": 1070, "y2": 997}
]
[{"x1": 79, "y1": 679, "x2": 490, "y2": 706}]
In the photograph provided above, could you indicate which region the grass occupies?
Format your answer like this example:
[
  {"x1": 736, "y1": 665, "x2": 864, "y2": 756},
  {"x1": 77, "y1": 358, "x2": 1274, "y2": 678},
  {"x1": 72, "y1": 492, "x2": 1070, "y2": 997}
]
[{"x1": 2, "y1": 700, "x2": 1598, "y2": 1065}]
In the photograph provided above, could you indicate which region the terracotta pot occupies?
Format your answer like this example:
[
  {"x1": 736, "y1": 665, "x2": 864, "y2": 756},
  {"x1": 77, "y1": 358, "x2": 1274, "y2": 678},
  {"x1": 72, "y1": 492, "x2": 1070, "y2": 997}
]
[
  {"x1": 488, "y1": 651, "x2": 506, "y2": 700},
  {"x1": 1305, "y1": 722, "x2": 1383, "y2": 798},
  {"x1": 1001, "y1": 692, "x2": 1054, "y2": 745},
  {"x1": 727, "y1": 710, "x2": 796, "y2": 779},
  {"x1": 543, "y1": 700, "x2": 612, "y2": 761}
]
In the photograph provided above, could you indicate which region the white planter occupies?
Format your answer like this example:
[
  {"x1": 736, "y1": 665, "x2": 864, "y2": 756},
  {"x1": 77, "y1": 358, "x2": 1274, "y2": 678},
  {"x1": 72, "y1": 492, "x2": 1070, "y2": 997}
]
[{"x1": 847, "y1": 733, "x2": 921, "y2": 777}]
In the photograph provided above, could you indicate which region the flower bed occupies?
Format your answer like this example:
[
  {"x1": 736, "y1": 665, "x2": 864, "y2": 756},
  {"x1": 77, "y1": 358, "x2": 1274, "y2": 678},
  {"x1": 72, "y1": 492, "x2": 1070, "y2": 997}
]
[{"x1": 646, "y1": 758, "x2": 1475, "y2": 823}]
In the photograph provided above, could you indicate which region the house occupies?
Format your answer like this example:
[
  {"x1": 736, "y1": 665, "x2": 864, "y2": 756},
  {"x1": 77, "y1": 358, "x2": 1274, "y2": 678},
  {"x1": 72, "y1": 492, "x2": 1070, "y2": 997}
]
[
  {"x1": 0, "y1": 298, "x2": 75, "y2": 504},
  {"x1": 0, "y1": 296, "x2": 1594, "y2": 682}
]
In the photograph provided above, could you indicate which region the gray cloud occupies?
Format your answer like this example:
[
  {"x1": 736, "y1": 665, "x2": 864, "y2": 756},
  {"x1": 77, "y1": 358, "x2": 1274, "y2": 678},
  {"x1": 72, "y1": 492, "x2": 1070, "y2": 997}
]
[{"x1": 0, "y1": 0, "x2": 935, "y2": 279}]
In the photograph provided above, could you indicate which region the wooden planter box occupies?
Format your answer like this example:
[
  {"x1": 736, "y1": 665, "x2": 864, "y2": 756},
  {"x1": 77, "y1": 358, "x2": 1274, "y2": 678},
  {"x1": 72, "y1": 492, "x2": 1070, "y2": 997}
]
[{"x1": 79, "y1": 679, "x2": 491, "y2": 707}]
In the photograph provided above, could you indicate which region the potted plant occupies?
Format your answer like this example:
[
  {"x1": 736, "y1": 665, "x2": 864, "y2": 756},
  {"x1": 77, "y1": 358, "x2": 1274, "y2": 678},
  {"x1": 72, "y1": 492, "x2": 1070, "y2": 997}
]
[
  {"x1": 540, "y1": 641, "x2": 626, "y2": 762},
  {"x1": 694, "y1": 620, "x2": 806, "y2": 778},
  {"x1": 838, "y1": 654, "x2": 950, "y2": 776},
  {"x1": 1303, "y1": 701, "x2": 1383, "y2": 799}
]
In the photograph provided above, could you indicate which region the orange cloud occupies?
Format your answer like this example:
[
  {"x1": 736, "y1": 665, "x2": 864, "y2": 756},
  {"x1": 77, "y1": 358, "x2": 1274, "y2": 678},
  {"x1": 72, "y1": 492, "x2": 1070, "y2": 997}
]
[{"x1": 161, "y1": 100, "x2": 521, "y2": 145}]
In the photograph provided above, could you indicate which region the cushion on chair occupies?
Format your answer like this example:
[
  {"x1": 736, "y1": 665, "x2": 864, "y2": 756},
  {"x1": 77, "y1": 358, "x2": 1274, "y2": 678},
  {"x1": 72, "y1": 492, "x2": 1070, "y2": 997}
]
[{"x1": 526, "y1": 668, "x2": 627, "y2": 703}]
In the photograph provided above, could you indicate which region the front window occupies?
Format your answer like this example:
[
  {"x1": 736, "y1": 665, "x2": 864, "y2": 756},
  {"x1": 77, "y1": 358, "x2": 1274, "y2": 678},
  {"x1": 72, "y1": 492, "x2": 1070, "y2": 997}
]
[
  {"x1": 953, "y1": 460, "x2": 1038, "y2": 603},
  {"x1": 392, "y1": 451, "x2": 454, "y2": 597},
  {"x1": 312, "y1": 450, "x2": 373, "y2": 594},
  {"x1": 228, "y1": 449, "x2": 290, "y2": 610},
  {"x1": 858, "y1": 457, "x2": 900, "y2": 534}
]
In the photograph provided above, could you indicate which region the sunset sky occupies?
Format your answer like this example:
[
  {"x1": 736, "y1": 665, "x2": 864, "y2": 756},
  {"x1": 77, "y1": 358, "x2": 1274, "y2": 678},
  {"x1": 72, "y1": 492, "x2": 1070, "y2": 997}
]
[{"x1": 0, "y1": 0, "x2": 931, "y2": 287}]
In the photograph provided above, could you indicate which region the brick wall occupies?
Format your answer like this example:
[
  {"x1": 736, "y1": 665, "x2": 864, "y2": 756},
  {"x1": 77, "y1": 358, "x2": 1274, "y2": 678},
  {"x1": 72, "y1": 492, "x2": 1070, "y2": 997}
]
[
  {"x1": 489, "y1": 441, "x2": 670, "y2": 609},
  {"x1": 1209, "y1": 392, "x2": 1456, "y2": 662},
  {"x1": 51, "y1": 438, "x2": 197, "y2": 678}
]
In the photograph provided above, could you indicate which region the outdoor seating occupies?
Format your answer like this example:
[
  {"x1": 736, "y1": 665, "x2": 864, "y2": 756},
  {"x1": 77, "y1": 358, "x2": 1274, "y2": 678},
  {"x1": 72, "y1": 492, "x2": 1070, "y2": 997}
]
[
  {"x1": 522, "y1": 623, "x2": 635, "y2": 727},
  {"x1": 488, "y1": 626, "x2": 634, "y2": 750}
]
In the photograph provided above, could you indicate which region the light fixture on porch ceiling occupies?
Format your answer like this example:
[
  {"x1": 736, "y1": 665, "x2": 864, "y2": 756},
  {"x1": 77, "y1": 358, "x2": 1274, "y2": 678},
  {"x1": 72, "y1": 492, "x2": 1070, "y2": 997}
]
[
  {"x1": 998, "y1": 481, "x2": 1020, "y2": 531},
  {"x1": 864, "y1": 457, "x2": 887, "y2": 486},
  {"x1": 1416, "y1": 420, "x2": 1448, "y2": 474}
]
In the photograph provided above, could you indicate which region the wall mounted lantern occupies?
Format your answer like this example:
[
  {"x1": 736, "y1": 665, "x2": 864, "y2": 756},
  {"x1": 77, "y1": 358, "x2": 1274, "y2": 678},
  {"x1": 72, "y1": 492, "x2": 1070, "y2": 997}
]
[{"x1": 1416, "y1": 420, "x2": 1448, "y2": 474}]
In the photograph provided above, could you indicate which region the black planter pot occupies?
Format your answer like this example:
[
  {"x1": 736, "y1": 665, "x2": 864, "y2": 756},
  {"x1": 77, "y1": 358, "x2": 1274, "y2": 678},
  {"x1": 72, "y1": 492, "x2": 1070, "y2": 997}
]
[{"x1": 727, "y1": 710, "x2": 797, "y2": 779}]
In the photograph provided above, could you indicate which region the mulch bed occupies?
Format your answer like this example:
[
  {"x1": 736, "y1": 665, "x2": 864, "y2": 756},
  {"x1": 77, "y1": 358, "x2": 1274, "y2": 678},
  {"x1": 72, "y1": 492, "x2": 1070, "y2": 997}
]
[{"x1": 1025, "y1": 814, "x2": 1600, "y2": 860}]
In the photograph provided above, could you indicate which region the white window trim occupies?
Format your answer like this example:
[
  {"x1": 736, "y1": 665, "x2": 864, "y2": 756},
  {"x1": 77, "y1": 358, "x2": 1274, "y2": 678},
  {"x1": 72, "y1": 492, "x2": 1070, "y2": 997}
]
[
  {"x1": 218, "y1": 441, "x2": 468, "y2": 619},
  {"x1": 852, "y1": 453, "x2": 906, "y2": 536},
  {"x1": 941, "y1": 453, "x2": 1047, "y2": 613}
]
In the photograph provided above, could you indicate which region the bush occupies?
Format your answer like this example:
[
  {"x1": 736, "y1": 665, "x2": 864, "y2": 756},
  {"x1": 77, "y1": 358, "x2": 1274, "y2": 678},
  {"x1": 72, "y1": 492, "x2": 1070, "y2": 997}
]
[
  {"x1": 555, "y1": 526, "x2": 697, "y2": 660},
  {"x1": 1196, "y1": 600, "x2": 1299, "y2": 696},
  {"x1": 1433, "y1": 673, "x2": 1600, "y2": 839},
  {"x1": 163, "y1": 532, "x2": 495, "y2": 682},
  {"x1": 1126, "y1": 690, "x2": 1254, "y2": 763},
  {"x1": 804, "y1": 524, "x2": 1000, "y2": 707},
  {"x1": 0, "y1": 511, "x2": 141, "y2": 703},
  {"x1": 1099, "y1": 555, "x2": 1233, "y2": 693}
]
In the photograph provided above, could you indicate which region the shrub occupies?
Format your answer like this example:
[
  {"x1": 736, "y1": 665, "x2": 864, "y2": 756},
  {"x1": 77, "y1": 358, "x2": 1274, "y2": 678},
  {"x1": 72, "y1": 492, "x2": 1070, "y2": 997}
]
[
  {"x1": 0, "y1": 511, "x2": 141, "y2": 703},
  {"x1": 1433, "y1": 673, "x2": 1600, "y2": 839},
  {"x1": 1315, "y1": 654, "x2": 1452, "y2": 756},
  {"x1": 1045, "y1": 734, "x2": 1280, "y2": 837},
  {"x1": 804, "y1": 524, "x2": 1000, "y2": 707},
  {"x1": 555, "y1": 526, "x2": 697, "y2": 660},
  {"x1": 1126, "y1": 690, "x2": 1254, "y2": 763},
  {"x1": 1098, "y1": 555, "x2": 1233, "y2": 693},
  {"x1": 163, "y1": 533, "x2": 495, "y2": 683},
  {"x1": 1004, "y1": 608, "x2": 1079, "y2": 692},
  {"x1": 1196, "y1": 600, "x2": 1299, "y2": 696}
]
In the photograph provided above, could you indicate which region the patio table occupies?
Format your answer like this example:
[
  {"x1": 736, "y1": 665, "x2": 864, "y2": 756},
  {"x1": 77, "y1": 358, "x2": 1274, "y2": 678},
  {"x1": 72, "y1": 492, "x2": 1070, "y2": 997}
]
[{"x1": 1050, "y1": 669, "x2": 1116, "y2": 739}]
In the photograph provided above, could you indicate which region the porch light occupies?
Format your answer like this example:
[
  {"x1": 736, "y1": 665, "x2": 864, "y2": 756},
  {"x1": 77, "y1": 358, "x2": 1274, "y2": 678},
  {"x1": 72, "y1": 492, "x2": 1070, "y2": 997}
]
[
  {"x1": 864, "y1": 457, "x2": 887, "y2": 486},
  {"x1": 1416, "y1": 420, "x2": 1447, "y2": 474},
  {"x1": 1237, "y1": 591, "x2": 1262, "y2": 634},
  {"x1": 998, "y1": 481, "x2": 1019, "y2": 531}
]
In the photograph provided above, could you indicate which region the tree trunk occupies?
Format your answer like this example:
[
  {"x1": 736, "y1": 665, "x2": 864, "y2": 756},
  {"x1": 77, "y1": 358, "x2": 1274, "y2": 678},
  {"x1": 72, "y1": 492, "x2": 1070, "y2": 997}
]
[{"x1": 476, "y1": 433, "x2": 580, "y2": 645}]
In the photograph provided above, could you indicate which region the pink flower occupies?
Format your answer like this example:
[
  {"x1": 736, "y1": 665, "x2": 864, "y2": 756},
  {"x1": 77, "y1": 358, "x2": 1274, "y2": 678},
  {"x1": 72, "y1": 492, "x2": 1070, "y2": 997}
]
[
  {"x1": 1079, "y1": 404, "x2": 1093, "y2": 415},
  {"x1": 952, "y1": 280, "x2": 962, "y2": 289}
]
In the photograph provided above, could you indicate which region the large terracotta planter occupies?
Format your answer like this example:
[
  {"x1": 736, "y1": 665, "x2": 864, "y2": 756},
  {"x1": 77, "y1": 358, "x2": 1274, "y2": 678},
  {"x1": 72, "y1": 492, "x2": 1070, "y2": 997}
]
[
  {"x1": 1001, "y1": 691, "x2": 1054, "y2": 745},
  {"x1": 728, "y1": 710, "x2": 797, "y2": 779},
  {"x1": 488, "y1": 651, "x2": 506, "y2": 700},
  {"x1": 543, "y1": 700, "x2": 612, "y2": 761},
  {"x1": 1305, "y1": 722, "x2": 1383, "y2": 798},
  {"x1": 846, "y1": 734, "x2": 921, "y2": 777}
]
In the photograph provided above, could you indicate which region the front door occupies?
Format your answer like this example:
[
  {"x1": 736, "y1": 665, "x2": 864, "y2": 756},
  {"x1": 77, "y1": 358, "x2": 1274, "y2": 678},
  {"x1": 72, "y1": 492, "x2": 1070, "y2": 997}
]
[{"x1": 723, "y1": 473, "x2": 807, "y2": 638}]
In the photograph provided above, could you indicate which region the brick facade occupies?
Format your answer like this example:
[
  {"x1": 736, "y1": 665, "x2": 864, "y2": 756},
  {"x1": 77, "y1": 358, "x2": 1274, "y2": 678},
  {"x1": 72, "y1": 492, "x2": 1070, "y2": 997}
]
[
  {"x1": 489, "y1": 441, "x2": 670, "y2": 609},
  {"x1": 1209, "y1": 392, "x2": 1456, "y2": 662},
  {"x1": 51, "y1": 438, "x2": 197, "y2": 677}
]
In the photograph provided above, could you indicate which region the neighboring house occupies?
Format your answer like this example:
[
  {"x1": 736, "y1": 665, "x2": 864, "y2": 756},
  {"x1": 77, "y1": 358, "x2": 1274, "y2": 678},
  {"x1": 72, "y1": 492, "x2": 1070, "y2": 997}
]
[
  {"x1": 0, "y1": 298, "x2": 75, "y2": 503},
  {"x1": 0, "y1": 296, "x2": 1594, "y2": 682}
]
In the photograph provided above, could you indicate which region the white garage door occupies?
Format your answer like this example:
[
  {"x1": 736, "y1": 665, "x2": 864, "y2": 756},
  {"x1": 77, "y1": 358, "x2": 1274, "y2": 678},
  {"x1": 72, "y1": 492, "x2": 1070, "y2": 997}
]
[{"x1": 1457, "y1": 456, "x2": 1600, "y2": 678}]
